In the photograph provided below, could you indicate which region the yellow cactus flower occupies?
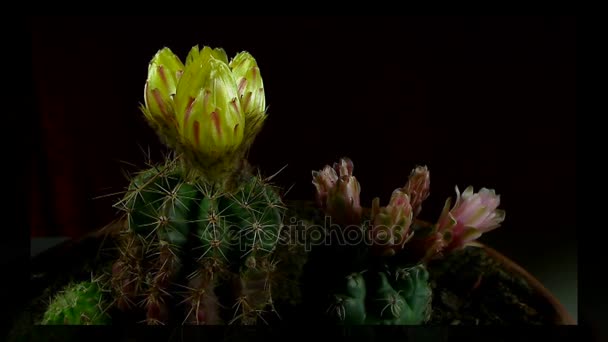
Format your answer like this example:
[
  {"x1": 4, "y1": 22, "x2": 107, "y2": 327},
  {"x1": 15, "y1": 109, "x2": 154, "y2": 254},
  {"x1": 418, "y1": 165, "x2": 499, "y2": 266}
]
[
  {"x1": 174, "y1": 52, "x2": 244, "y2": 157},
  {"x1": 141, "y1": 45, "x2": 269, "y2": 182}
]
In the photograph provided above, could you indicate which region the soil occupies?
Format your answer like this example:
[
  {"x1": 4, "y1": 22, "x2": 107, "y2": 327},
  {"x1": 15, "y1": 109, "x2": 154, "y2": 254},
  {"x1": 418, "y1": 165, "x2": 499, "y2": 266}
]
[{"x1": 426, "y1": 246, "x2": 558, "y2": 325}]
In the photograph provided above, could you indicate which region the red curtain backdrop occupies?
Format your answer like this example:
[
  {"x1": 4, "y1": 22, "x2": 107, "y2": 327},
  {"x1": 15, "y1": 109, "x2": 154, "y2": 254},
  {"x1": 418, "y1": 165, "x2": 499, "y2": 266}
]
[{"x1": 29, "y1": 16, "x2": 163, "y2": 237}]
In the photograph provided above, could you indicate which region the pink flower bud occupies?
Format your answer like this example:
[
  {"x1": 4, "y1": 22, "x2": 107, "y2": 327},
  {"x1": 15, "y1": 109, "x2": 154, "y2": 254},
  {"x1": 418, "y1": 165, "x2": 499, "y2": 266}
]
[
  {"x1": 370, "y1": 188, "x2": 414, "y2": 256},
  {"x1": 312, "y1": 157, "x2": 362, "y2": 225},
  {"x1": 312, "y1": 165, "x2": 338, "y2": 208},
  {"x1": 402, "y1": 166, "x2": 430, "y2": 217}
]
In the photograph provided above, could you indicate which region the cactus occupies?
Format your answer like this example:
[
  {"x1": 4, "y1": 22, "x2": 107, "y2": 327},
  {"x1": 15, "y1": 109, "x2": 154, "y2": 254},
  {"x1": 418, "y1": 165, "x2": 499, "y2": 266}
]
[
  {"x1": 34, "y1": 42, "x2": 508, "y2": 327},
  {"x1": 107, "y1": 156, "x2": 295, "y2": 325},
  {"x1": 36, "y1": 44, "x2": 307, "y2": 326},
  {"x1": 305, "y1": 157, "x2": 505, "y2": 325},
  {"x1": 93, "y1": 44, "x2": 309, "y2": 325},
  {"x1": 325, "y1": 265, "x2": 432, "y2": 325},
  {"x1": 41, "y1": 279, "x2": 111, "y2": 325}
]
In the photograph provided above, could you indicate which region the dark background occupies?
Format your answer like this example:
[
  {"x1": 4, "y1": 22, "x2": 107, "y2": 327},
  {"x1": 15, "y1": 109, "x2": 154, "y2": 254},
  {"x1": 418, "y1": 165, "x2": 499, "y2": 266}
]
[{"x1": 26, "y1": 16, "x2": 576, "y2": 320}]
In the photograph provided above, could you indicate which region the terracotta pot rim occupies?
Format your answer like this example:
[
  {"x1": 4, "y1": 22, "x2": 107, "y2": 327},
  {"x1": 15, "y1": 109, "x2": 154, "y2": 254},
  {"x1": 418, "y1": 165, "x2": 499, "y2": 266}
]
[{"x1": 477, "y1": 243, "x2": 576, "y2": 325}]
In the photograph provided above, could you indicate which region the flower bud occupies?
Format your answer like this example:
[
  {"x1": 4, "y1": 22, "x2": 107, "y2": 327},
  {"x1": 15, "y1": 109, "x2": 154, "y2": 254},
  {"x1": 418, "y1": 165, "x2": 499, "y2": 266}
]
[
  {"x1": 229, "y1": 51, "x2": 267, "y2": 145},
  {"x1": 312, "y1": 157, "x2": 362, "y2": 225},
  {"x1": 185, "y1": 45, "x2": 228, "y2": 67},
  {"x1": 230, "y1": 51, "x2": 266, "y2": 116},
  {"x1": 402, "y1": 166, "x2": 430, "y2": 217},
  {"x1": 142, "y1": 47, "x2": 185, "y2": 144},
  {"x1": 141, "y1": 45, "x2": 271, "y2": 182},
  {"x1": 174, "y1": 48, "x2": 244, "y2": 159},
  {"x1": 370, "y1": 189, "x2": 414, "y2": 256},
  {"x1": 312, "y1": 165, "x2": 339, "y2": 208}
]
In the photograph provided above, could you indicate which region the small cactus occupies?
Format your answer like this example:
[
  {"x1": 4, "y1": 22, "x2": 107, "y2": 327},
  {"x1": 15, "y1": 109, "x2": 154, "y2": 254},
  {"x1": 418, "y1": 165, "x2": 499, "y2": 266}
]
[
  {"x1": 307, "y1": 157, "x2": 505, "y2": 325},
  {"x1": 40, "y1": 279, "x2": 111, "y2": 325},
  {"x1": 325, "y1": 265, "x2": 432, "y2": 325}
]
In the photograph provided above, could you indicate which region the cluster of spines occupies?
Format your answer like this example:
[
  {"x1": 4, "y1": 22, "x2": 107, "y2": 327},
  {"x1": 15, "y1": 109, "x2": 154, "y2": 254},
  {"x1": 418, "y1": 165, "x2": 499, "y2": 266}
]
[
  {"x1": 181, "y1": 258, "x2": 223, "y2": 324},
  {"x1": 229, "y1": 256, "x2": 282, "y2": 325},
  {"x1": 41, "y1": 277, "x2": 111, "y2": 325},
  {"x1": 108, "y1": 157, "x2": 289, "y2": 325},
  {"x1": 111, "y1": 160, "x2": 185, "y2": 324},
  {"x1": 110, "y1": 230, "x2": 144, "y2": 312},
  {"x1": 185, "y1": 176, "x2": 286, "y2": 325}
]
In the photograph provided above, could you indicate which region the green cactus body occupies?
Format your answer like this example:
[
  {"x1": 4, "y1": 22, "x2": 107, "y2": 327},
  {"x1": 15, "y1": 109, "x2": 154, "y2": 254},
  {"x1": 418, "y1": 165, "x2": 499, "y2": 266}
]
[
  {"x1": 326, "y1": 272, "x2": 367, "y2": 323},
  {"x1": 41, "y1": 280, "x2": 111, "y2": 325},
  {"x1": 125, "y1": 166, "x2": 198, "y2": 247},
  {"x1": 115, "y1": 165, "x2": 193, "y2": 324},
  {"x1": 109, "y1": 161, "x2": 290, "y2": 325},
  {"x1": 325, "y1": 264, "x2": 432, "y2": 325},
  {"x1": 222, "y1": 176, "x2": 283, "y2": 260},
  {"x1": 195, "y1": 196, "x2": 234, "y2": 263}
]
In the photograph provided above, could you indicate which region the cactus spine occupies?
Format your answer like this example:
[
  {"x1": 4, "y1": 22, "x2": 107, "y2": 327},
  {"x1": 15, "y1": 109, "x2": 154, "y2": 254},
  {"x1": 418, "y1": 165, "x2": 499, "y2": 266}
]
[
  {"x1": 109, "y1": 156, "x2": 292, "y2": 325},
  {"x1": 41, "y1": 279, "x2": 111, "y2": 325}
]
